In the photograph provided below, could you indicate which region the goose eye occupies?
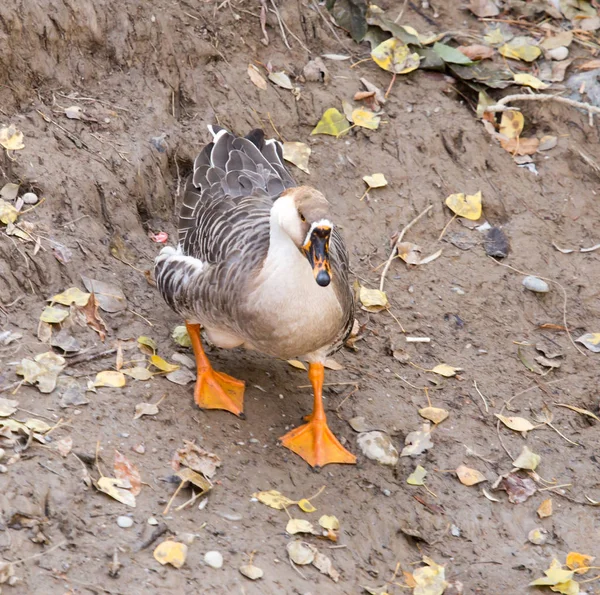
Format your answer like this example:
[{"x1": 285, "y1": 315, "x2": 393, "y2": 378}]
[{"x1": 299, "y1": 213, "x2": 306, "y2": 222}]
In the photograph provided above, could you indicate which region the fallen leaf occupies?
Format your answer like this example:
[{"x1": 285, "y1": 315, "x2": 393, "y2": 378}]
[
  {"x1": 371, "y1": 38, "x2": 420, "y2": 74},
  {"x1": 311, "y1": 108, "x2": 350, "y2": 137},
  {"x1": 323, "y1": 358, "x2": 343, "y2": 371},
  {"x1": 445, "y1": 191, "x2": 482, "y2": 220},
  {"x1": 319, "y1": 515, "x2": 340, "y2": 530},
  {"x1": 431, "y1": 363, "x2": 461, "y2": 377},
  {"x1": 418, "y1": 407, "x2": 449, "y2": 424},
  {"x1": 528, "y1": 527, "x2": 548, "y2": 545},
  {"x1": 556, "y1": 404, "x2": 600, "y2": 423},
  {"x1": 499, "y1": 42, "x2": 541, "y2": 62},
  {"x1": 566, "y1": 552, "x2": 595, "y2": 575},
  {"x1": 456, "y1": 464, "x2": 487, "y2": 486},
  {"x1": 496, "y1": 472, "x2": 536, "y2": 503},
  {"x1": 513, "y1": 445, "x2": 541, "y2": 471},
  {"x1": 358, "y1": 430, "x2": 399, "y2": 465},
  {"x1": 77, "y1": 293, "x2": 107, "y2": 340},
  {"x1": 247, "y1": 64, "x2": 267, "y2": 90},
  {"x1": 495, "y1": 414, "x2": 535, "y2": 433},
  {"x1": 50, "y1": 287, "x2": 91, "y2": 307},
  {"x1": 150, "y1": 354, "x2": 179, "y2": 373},
  {"x1": 297, "y1": 498, "x2": 317, "y2": 513},
  {"x1": 468, "y1": 0, "x2": 500, "y2": 17},
  {"x1": 81, "y1": 276, "x2": 127, "y2": 312},
  {"x1": 433, "y1": 42, "x2": 473, "y2": 65},
  {"x1": 175, "y1": 467, "x2": 212, "y2": 492},
  {"x1": 500, "y1": 136, "x2": 540, "y2": 156},
  {"x1": 0, "y1": 199, "x2": 19, "y2": 224},
  {"x1": 482, "y1": 487, "x2": 500, "y2": 502},
  {"x1": 268, "y1": 71, "x2": 293, "y2": 89},
  {"x1": 137, "y1": 336, "x2": 157, "y2": 353},
  {"x1": 122, "y1": 367, "x2": 153, "y2": 381},
  {"x1": 407, "y1": 465, "x2": 427, "y2": 485},
  {"x1": 513, "y1": 73, "x2": 548, "y2": 89},
  {"x1": 363, "y1": 173, "x2": 387, "y2": 188},
  {"x1": 65, "y1": 105, "x2": 83, "y2": 119},
  {"x1": 172, "y1": 325, "x2": 192, "y2": 347},
  {"x1": 286, "y1": 518, "x2": 317, "y2": 535},
  {"x1": 579, "y1": 59, "x2": 600, "y2": 71},
  {"x1": 359, "y1": 286, "x2": 388, "y2": 312},
  {"x1": 287, "y1": 359, "x2": 307, "y2": 371},
  {"x1": 239, "y1": 564, "x2": 264, "y2": 580},
  {"x1": 576, "y1": 332, "x2": 600, "y2": 353},
  {"x1": 0, "y1": 125, "x2": 25, "y2": 150},
  {"x1": 16, "y1": 352, "x2": 66, "y2": 393},
  {"x1": 401, "y1": 423, "x2": 433, "y2": 457},
  {"x1": 351, "y1": 108, "x2": 380, "y2": 130},
  {"x1": 538, "y1": 135, "x2": 558, "y2": 151},
  {"x1": 114, "y1": 450, "x2": 142, "y2": 496},
  {"x1": 26, "y1": 418, "x2": 51, "y2": 433},
  {"x1": 0, "y1": 183, "x2": 19, "y2": 200},
  {"x1": 550, "y1": 580, "x2": 580, "y2": 595},
  {"x1": 313, "y1": 550, "x2": 340, "y2": 582},
  {"x1": 40, "y1": 306, "x2": 69, "y2": 324},
  {"x1": 348, "y1": 416, "x2": 372, "y2": 432},
  {"x1": 0, "y1": 397, "x2": 18, "y2": 417},
  {"x1": 286, "y1": 540, "x2": 316, "y2": 565},
  {"x1": 530, "y1": 559, "x2": 574, "y2": 587},
  {"x1": 537, "y1": 498, "x2": 553, "y2": 518},
  {"x1": 153, "y1": 540, "x2": 188, "y2": 568},
  {"x1": 55, "y1": 436, "x2": 73, "y2": 457},
  {"x1": 499, "y1": 110, "x2": 524, "y2": 139},
  {"x1": 458, "y1": 44, "x2": 494, "y2": 60},
  {"x1": 413, "y1": 556, "x2": 448, "y2": 595},
  {"x1": 133, "y1": 402, "x2": 159, "y2": 419},
  {"x1": 94, "y1": 370, "x2": 126, "y2": 388},
  {"x1": 95, "y1": 476, "x2": 136, "y2": 507},
  {"x1": 172, "y1": 441, "x2": 221, "y2": 478},
  {"x1": 283, "y1": 142, "x2": 311, "y2": 174},
  {"x1": 484, "y1": 27, "x2": 506, "y2": 46}
]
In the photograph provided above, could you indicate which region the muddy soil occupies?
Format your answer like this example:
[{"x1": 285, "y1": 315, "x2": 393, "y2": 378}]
[{"x1": 1, "y1": 1, "x2": 600, "y2": 594}]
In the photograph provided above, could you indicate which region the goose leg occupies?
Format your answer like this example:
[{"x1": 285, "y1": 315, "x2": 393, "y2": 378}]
[
  {"x1": 186, "y1": 322, "x2": 245, "y2": 418},
  {"x1": 280, "y1": 363, "x2": 356, "y2": 468}
]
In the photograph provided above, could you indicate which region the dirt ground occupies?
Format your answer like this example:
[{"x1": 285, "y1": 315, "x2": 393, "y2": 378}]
[{"x1": 1, "y1": 1, "x2": 600, "y2": 593}]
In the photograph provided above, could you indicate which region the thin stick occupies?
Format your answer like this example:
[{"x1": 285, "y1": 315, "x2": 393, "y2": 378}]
[
  {"x1": 486, "y1": 93, "x2": 600, "y2": 119},
  {"x1": 269, "y1": 0, "x2": 291, "y2": 49},
  {"x1": 380, "y1": 204, "x2": 433, "y2": 292},
  {"x1": 487, "y1": 256, "x2": 586, "y2": 357},
  {"x1": 545, "y1": 422, "x2": 580, "y2": 446},
  {"x1": 394, "y1": 0, "x2": 409, "y2": 23},
  {"x1": 437, "y1": 213, "x2": 457, "y2": 242},
  {"x1": 163, "y1": 480, "x2": 185, "y2": 515},
  {"x1": 473, "y1": 380, "x2": 489, "y2": 413},
  {"x1": 10, "y1": 540, "x2": 67, "y2": 565},
  {"x1": 267, "y1": 112, "x2": 284, "y2": 142}
]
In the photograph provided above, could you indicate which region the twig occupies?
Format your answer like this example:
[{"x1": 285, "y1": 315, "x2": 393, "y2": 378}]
[
  {"x1": 487, "y1": 257, "x2": 586, "y2": 357},
  {"x1": 259, "y1": 0, "x2": 269, "y2": 45},
  {"x1": 473, "y1": 380, "x2": 489, "y2": 413},
  {"x1": 437, "y1": 213, "x2": 457, "y2": 242},
  {"x1": 133, "y1": 523, "x2": 168, "y2": 552},
  {"x1": 66, "y1": 348, "x2": 117, "y2": 366},
  {"x1": 10, "y1": 540, "x2": 67, "y2": 565},
  {"x1": 380, "y1": 205, "x2": 433, "y2": 292},
  {"x1": 269, "y1": 0, "x2": 291, "y2": 49},
  {"x1": 394, "y1": 0, "x2": 409, "y2": 23}
]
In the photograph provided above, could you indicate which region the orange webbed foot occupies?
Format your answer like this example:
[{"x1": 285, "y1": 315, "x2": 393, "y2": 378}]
[{"x1": 194, "y1": 368, "x2": 245, "y2": 418}]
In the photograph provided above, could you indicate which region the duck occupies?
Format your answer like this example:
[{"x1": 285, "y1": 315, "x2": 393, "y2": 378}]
[{"x1": 155, "y1": 125, "x2": 356, "y2": 468}]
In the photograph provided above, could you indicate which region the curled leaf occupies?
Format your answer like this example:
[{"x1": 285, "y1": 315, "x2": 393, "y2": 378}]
[
  {"x1": 297, "y1": 498, "x2": 316, "y2": 513},
  {"x1": 318, "y1": 515, "x2": 340, "y2": 530},
  {"x1": 95, "y1": 476, "x2": 136, "y2": 507},
  {"x1": 252, "y1": 489, "x2": 295, "y2": 510},
  {"x1": 359, "y1": 286, "x2": 388, "y2": 312},
  {"x1": 363, "y1": 173, "x2": 387, "y2": 188},
  {"x1": 286, "y1": 518, "x2": 317, "y2": 535},
  {"x1": 407, "y1": 465, "x2": 427, "y2": 485},
  {"x1": 495, "y1": 414, "x2": 535, "y2": 433},
  {"x1": 150, "y1": 354, "x2": 179, "y2": 372},
  {"x1": 0, "y1": 125, "x2": 25, "y2": 151},
  {"x1": 513, "y1": 445, "x2": 540, "y2": 471}
]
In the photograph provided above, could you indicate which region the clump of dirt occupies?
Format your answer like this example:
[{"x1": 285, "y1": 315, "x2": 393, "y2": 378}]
[{"x1": 1, "y1": 1, "x2": 600, "y2": 593}]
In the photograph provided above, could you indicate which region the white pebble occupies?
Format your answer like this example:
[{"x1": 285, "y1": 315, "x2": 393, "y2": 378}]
[
  {"x1": 0, "y1": 448, "x2": 5, "y2": 460},
  {"x1": 21, "y1": 192, "x2": 38, "y2": 204},
  {"x1": 117, "y1": 516, "x2": 133, "y2": 528},
  {"x1": 548, "y1": 46, "x2": 568, "y2": 61},
  {"x1": 0, "y1": 464, "x2": 7, "y2": 473},
  {"x1": 523, "y1": 276, "x2": 550, "y2": 293},
  {"x1": 147, "y1": 517, "x2": 159, "y2": 525},
  {"x1": 204, "y1": 551, "x2": 223, "y2": 569}
]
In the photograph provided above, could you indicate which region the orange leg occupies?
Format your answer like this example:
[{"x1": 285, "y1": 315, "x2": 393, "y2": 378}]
[
  {"x1": 186, "y1": 322, "x2": 245, "y2": 418},
  {"x1": 280, "y1": 363, "x2": 356, "y2": 468}
]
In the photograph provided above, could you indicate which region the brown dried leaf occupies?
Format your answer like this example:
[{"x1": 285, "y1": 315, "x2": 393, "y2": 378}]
[
  {"x1": 458, "y1": 44, "x2": 495, "y2": 60},
  {"x1": 171, "y1": 440, "x2": 221, "y2": 478},
  {"x1": 114, "y1": 450, "x2": 142, "y2": 496}
]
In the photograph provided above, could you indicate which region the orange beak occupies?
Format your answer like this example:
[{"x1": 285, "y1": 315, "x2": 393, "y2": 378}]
[{"x1": 302, "y1": 226, "x2": 332, "y2": 287}]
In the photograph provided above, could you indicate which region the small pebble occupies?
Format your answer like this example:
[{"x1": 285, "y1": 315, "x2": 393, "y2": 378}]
[
  {"x1": 484, "y1": 227, "x2": 510, "y2": 258},
  {"x1": 382, "y1": 488, "x2": 391, "y2": 497},
  {"x1": 451, "y1": 524, "x2": 461, "y2": 537},
  {"x1": 117, "y1": 516, "x2": 133, "y2": 528},
  {"x1": 21, "y1": 192, "x2": 39, "y2": 205},
  {"x1": 179, "y1": 533, "x2": 195, "y2": 546},
  {"x1": 239, "y1": 564, "x2": 264, "y2": 580},
  {"x1": 198, "y1": 498, "x2": 208, "y2": 510},
  {"x1": 523, "y1": 276, "x2": 550, "y2": 293},
  {"x1": 0, "y1": 464, "x2": 7, "y2": 473},
  {"x1": 204, "y1": 551, "x2": 223, "y2": 569},
  {"x1": 249, "y1": 438, "x2": 259, "y2": 444},
  {"x1": 216, "y1": 511, "x2": 242, "y2": 521},
  {"x1": 132, "y1": 443, "x2": 145, "y2": 454},
  {"x1": 0, "y1": 448, "x2": 5, "y2": 460},
  {"x1": 548, "y1": 46, "x2": 569, "y2": 61},
  {"x1": 147, "y1": 517, "x2": 159, "y2": 525}
]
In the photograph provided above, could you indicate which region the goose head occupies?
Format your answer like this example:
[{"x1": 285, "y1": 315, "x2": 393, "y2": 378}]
[{"x1": 272, "y1": 186, "x2": 334, "y2": 287}]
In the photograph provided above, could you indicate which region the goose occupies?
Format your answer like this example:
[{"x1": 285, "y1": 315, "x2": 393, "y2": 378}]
[{"x1": 155, "y1": 125, "x2": 356, "y2": 468}]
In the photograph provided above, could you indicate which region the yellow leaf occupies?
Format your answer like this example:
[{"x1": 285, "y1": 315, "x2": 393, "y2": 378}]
[
  {"x1": 318, "y1": 515, "x2": 340, "y2": 530},
  {"x1": 556, "y1": 403, "x2": 600, "y2": 422},
  {"x1": 150, "y1": 354, "x2": 179, "y2": 372},
  {"x1": 287, "y1": 359, "x2": 307, "y2": 371},
  {"x1": 94, "y1": 370, "x2": 126, "y2": 388},
  {"x1": 499, "y1": 110, "x2": 525, "y2": 139},
  {"x1": 323, "y1": 358, "x2": 344, "y2": 370},
  {"x1": 513, "y1": 445, "x2": 541, "y2": 471},
  {"x1": 25, "y1": 418, "x2": 52, "y2": 433},
  {"x1": 500, "y1": 136, "x2": 540, "y2": 156},
  {"x1": 363, "y1": 173, "x2": 387, "y2": 188},
  {"x1": 566, "y1": 552, "x2": 595, "y2": 575},
  {"x1": 311, "y1": 108, "x2": 350, "y2": 137},
  {"x1": 351, "y1": 108, "x2": 380, "y2": 130},
  {"x1": 172, "y1": 325, "x2": 191, "y2": 347},
  {"x1": 96, "y1": 476, "x2": 136, "y2": 507},
  {"x1": 537, "y1": 498, "x2": 553, "y2": 518},
  {"x1": 495, "y1": 414, "x2": 535, "y2": 433},
  {"x1": 371, "y1": 38, "x2": 420, "y2": 74},
  {"x1": 286, "y1": 518, "x2": 316, "y2": 535},
  {"x1": 0, "y1": 125, "x2": 25, "y2": 150},
  {"x1": 138, "y1": 336, "x2": 157, "y2": 352},
  {"x1": 359, "y1": 286, "x2": 388, "y2": 312},
  {"x1": 252, "y1": 489, "x2": 295, "y2": 510},
  {"x1": 445, "y1": 191, "x2": 482, "y2": 220},
  {"x1": 413, "y1": 557, "x2": 448, "y2": 594},
  {"x1": 247, "y1": 64, "x2": 267, "y2": 90},
  {"x1": 133, "y1": 402, "x2": 159, "y2": 419},
  {"x1": 456, "y1": 464, "x2": 486, "y2": 486},
  {"x1": 153, "y1": 540, "x2": 188, "y2": 569},
  {"x1": 297, "y1": 498, "x2": 316, "y2": 513},
  {"x1": 431, "y1": 363, "x2": 462, "y2": 377},
  {"x1": 550, "y1": 580, "x2": 580, "y2": 595},
  {"x1": 499, "y1": 43, "x2": 541, "y2": 62},
  {"x1": 530, "y1": 559, "x2": 575, "y2": 586},
  {"x1": 50, "y1": 287, "x2": 91, "y2": 307},
  {"x1": 407, "y1": 465, "x2": 427, "y2": 485},
  {"x1": 576, "y1": 332, "x2": 600, "y2": 352},
  {"x1": 484, "y1": 28, "x2": 505, "y2": 46},
  {"x1": 123, "y1": 367, "x2": 153, "y2": 381},
  {"x1": 0, "y1": 199, "x2": 19, "y2": 224},
  {"x1": 283, "y1": 142, "x2": 311, "y2": 174},
  {"x1": 513, "y1": 73, "x2": 548, "y2": 90},
  {"x1": 418, "y1": 407, "x2": 449, "y2": 424},
  {"x1": 40, "y1": 306, "x2": 69, "y2": 324}
]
